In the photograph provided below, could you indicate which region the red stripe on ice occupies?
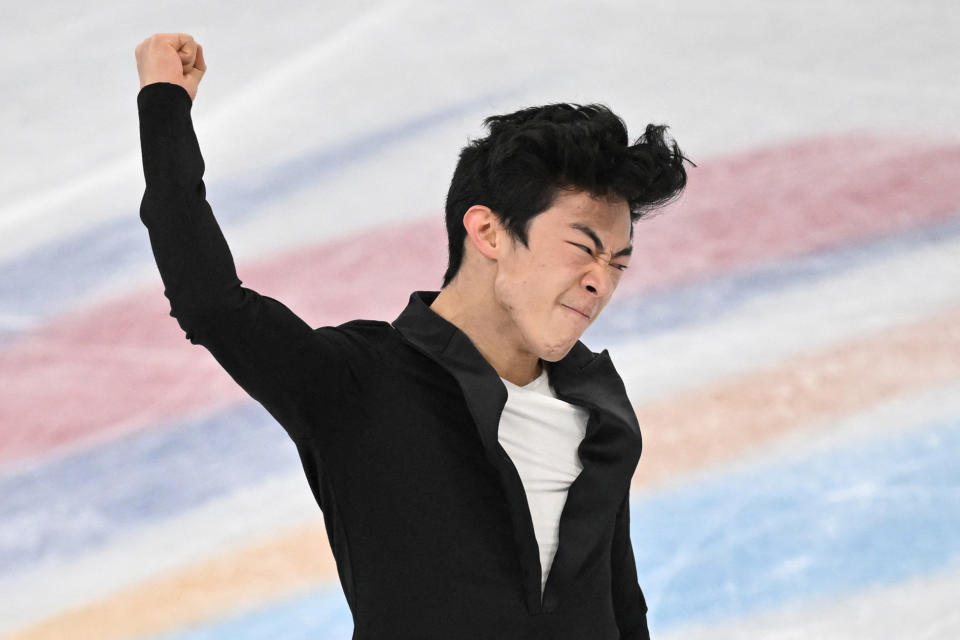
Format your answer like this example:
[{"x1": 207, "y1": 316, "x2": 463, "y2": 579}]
[{"x1": 1, "y1": 134, "x2": 959, "y2": 464}]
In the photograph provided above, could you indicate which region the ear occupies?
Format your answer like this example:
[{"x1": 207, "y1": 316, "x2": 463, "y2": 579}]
[{"x1": 462, "y1": 205, "x2": 504, "y2": 261}]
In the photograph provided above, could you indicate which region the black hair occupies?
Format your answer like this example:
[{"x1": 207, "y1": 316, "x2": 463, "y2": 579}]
[{"x1": 441, "y1": 103, "x2": 692, "y2": 287}]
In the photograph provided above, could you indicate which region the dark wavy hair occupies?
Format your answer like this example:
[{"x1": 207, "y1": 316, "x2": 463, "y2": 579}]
[{"x1": 441, "y1": 103, "x2": 692, "y2": 287}]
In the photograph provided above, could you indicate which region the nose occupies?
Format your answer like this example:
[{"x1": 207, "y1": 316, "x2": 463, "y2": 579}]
[{"x1": 581, "y1": 256, "x2": 616, "y2": 298}]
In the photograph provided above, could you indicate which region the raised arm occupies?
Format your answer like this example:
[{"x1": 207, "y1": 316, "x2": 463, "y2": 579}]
[
  {"x1": 135, "y1": 34, "x2": 241, "y2": 321},
  {"x1": 134, "y1": 34, "x2": 346, "y2": 443}
]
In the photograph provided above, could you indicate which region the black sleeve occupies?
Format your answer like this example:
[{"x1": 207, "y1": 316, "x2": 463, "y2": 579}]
[
  {"x1": 137, "y1": 82, "x2": 346, "y2": 442},
  {"x1": 611, "y1": 489, "x2": 651, "y2": 640}
]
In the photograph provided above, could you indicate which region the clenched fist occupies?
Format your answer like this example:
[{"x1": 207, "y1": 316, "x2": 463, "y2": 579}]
[{"x1": 135, "y1": 33, "x2": 206, "y2": 101}]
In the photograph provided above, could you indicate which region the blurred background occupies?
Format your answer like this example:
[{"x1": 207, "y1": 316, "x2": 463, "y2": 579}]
[{"x1": 1, "y1": 1, "x2": 958, "y2": 638}]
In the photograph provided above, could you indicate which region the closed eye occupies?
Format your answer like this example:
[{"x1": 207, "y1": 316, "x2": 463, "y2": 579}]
[{"x1": 569, "y1": 242, "x2": 629, "y2": 271}]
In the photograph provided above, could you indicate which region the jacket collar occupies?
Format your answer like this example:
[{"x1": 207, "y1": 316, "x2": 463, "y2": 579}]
[
  {"x1": 391, "y1": 291, "x2": 641, "y2": 448},
  {"x1": 392, "y1": 290, "x2": 506, "y2": 455}
]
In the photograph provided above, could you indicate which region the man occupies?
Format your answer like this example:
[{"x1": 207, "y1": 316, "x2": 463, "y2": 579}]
[{"x1": 135, "y1": 32, "x2": 688, "y2": 640}]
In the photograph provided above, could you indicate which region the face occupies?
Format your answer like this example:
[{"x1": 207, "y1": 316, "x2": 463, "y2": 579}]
[{"x1": 493, "y1": 189, "x2": 632, "y2": 362}]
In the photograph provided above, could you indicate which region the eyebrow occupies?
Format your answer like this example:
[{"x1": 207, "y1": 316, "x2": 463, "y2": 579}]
[{"x1": 569, "y1": 223, "x2": 633, "y2": 258}]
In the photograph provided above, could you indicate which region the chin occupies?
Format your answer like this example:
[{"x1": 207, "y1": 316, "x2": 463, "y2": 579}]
[{"x1": 537, "y1": 337, "x2": 580, "y2": 362}]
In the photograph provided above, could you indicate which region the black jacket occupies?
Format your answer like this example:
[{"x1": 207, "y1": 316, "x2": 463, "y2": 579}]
[{"x1": 138, "y1": 81, "x2": 650, "y2": 639}]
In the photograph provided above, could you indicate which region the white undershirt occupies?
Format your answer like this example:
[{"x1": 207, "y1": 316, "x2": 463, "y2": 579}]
[{"x1": 498, "y1": 365, "x2": 590, "y2": 595}]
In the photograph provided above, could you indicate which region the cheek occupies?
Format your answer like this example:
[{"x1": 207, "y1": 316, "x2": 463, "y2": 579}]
[{"x1": 496, "y1": 255, "x2": 550, "y2": 304}]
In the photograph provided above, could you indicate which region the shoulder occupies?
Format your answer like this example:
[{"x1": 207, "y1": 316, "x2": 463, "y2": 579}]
[{"x1": 311, "y1": 319, "x2": 398, "y2": 358}]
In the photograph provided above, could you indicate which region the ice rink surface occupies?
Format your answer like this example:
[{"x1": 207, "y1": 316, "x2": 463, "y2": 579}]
[{"x1": 1, "y1": 1, "x2": 958, "y2": 638}]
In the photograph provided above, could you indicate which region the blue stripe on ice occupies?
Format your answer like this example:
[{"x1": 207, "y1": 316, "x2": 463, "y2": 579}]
[
  {"x1": 0, "y1": 90, "x2": 509, "y2": 342},
  {"x1": 0, "y1": 402, "x2": 302, "y2": 575},
  {"x1": 583, "y1": 214, "x2": 960, "y2": 344},
  {"x1": 139, "y1": 418, "x2": 960, "y2": 638},
  {"x1": 634, "y1": 418, "x2": 960, "y2": 630}
]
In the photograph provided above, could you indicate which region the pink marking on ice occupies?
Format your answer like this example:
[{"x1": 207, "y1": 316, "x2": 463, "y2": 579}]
[
  {"x1": 617, "y1": 134, "x2": 960, "y2": 295},
  {"x1": 0, "y1": 217, "x2": 448, "y2": 465},
  {"x1": 1, "y1": 134, "x2": 959, "y2": 464}
]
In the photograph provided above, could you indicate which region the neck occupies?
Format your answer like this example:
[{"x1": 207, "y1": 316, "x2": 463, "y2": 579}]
[{"x1": 430, "y1": 284, "x2": 542, "y2": 386}]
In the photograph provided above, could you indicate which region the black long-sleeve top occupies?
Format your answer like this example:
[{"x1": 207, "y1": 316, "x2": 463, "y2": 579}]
[{"x1": 137, "y1": 81, "x2": 650, "y2": 640}]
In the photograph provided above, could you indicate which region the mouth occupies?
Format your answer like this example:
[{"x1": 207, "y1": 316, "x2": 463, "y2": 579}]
[{"x1": 562, "y1": 305, "x2": 590, "y2": 320}]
